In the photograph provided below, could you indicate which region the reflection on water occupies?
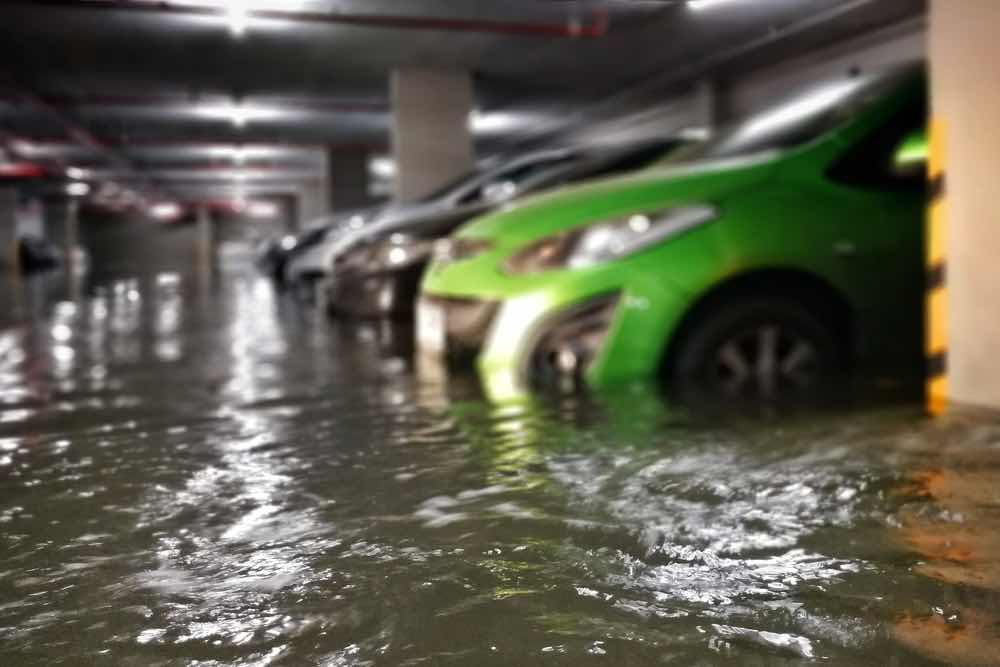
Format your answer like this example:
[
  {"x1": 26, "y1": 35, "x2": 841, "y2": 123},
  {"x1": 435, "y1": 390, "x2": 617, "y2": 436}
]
[{"x1": 1, "y1": 267, "x2": 999, "y2": 665}]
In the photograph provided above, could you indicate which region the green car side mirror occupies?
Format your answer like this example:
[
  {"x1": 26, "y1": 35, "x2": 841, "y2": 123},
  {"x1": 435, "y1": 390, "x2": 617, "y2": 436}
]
[{"x1": 892, "y1": 129, "x2": 928, "y2": 179}]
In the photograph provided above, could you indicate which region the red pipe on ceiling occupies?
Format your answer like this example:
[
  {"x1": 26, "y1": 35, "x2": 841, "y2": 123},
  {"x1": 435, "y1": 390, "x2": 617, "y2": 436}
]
[
  {"x1": 23, "y1": 1, "x2": 611, "y2": 38},
  {"x1": 0, "y1": 162, "x2": 45, "y2": 179}
]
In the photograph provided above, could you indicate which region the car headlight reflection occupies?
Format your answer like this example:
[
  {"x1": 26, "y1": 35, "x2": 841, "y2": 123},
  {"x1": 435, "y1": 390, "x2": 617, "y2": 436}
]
[{"x1": 504, "y1": 205, "x2": 717, "y2": 274}]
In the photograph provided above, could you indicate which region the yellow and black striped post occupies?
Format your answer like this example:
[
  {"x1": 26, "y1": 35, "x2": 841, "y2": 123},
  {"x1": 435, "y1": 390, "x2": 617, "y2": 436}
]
[{"x1": 926, "y1": 118, "x2": 948, "y2": 416}]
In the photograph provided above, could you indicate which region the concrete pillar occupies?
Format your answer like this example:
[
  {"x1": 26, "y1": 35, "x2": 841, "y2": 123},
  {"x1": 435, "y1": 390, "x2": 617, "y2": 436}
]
[
  {"x1": 0, "y1": 187, "x2": 17, "y2": 270},
  {"x1": 64, "y1": 199, "x2": 79, "y2": 268},
  {"x1": 693, "y1": 79, "x2": 727, "y2": 134},
  {"x1": 391, "y1": 68, "x2": 474, "y2": 202},
  {"x1": 930, "y1": 0, "x2": 1000, "y2": 409},
  {"x1": 297, "y1": 181, "x2": 327, "y2": 229},
  {"x1": 64, "y1": 199, "x2": 81, "y2": 299},
  {"x1": 327, "y1": 149, "x2": 372, "y2": 212},
  {"x1": 196, "y1": 205, "x2": 214, "y2": 275}
]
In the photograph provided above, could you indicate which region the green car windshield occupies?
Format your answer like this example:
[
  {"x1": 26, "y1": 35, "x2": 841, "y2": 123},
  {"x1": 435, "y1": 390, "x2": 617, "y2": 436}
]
[{"x1": 663, "y1": 67, "x2": 921, "y2": 164}]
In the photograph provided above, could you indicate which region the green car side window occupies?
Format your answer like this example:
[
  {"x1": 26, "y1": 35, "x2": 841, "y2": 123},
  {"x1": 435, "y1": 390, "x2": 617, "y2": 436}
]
[{"x1": 827, "y1": 96, "x2": 927, "y2": 191}]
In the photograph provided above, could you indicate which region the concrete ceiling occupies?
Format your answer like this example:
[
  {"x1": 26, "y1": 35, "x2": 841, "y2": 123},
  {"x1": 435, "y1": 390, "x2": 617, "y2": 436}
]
[{"x1": 0, "y1": 0, "x2": 926, "y2": 215}]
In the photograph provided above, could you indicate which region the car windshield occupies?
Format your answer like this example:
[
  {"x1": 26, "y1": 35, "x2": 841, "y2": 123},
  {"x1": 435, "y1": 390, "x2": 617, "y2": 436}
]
[{"x1": 664, "y1": 68, "x2": 920, "y2": 164}]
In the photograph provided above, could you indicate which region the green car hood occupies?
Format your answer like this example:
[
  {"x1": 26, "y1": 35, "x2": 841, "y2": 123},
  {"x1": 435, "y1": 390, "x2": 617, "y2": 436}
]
[{"x1": 455, "y1": 153, "x2": 779, "y2": 247}]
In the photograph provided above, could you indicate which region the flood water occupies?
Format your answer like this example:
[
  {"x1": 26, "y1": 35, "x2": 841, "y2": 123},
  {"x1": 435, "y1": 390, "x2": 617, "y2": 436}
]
[{"x1": 2, "y1": 265, "x2": 1000, "y2": 666}]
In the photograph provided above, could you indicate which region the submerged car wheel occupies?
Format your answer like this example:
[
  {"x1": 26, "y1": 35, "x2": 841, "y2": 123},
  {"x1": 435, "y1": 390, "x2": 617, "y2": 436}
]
[{"x1": 670, "y1": 297, "x2": 843, "y2": 398}]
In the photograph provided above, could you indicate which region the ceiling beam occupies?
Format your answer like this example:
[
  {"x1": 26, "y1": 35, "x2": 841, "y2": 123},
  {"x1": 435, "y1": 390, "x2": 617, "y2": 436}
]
[{"x1": 14, "y1": 0, "x2": 610, "y2": 38}]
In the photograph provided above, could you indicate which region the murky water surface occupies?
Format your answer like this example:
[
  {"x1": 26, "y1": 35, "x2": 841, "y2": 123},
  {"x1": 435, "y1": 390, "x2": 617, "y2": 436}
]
[{"x1": 2, "y1": 267, "x2": 1000, "y2": 666}]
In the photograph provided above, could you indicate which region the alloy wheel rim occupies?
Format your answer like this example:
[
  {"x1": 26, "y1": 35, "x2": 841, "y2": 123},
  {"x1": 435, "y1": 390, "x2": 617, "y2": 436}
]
[{"x1": 710, "y1": 324, "x2": 820, "y2": 396}]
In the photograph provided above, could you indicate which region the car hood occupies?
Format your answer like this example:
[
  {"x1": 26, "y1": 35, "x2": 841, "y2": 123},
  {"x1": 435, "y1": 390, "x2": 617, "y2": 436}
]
[{"x1": 455, "y1": 153, "x2": 778, "y2": 247}]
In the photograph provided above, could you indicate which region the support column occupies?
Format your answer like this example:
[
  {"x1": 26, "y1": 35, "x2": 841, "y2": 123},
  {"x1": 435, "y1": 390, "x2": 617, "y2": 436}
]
[
  {"x1": 196, "y1": 205, "x2": 214, "y2": 276},
  {"x1": 391, "y1": 68, "x2": 474, "y2": 202},
  {"x1": 693, "y1": 79, "x2": 727, "y2": 135},
  {"x1": 64, "y1": 199, "x2": 81, "y2": 299},
  {"x1": 930, "y1": 0, "x2": 1000, "y2": 409},
  {"x1": 327, "y1": 149, "x2": 372, "y2": 212},
  {"x1": 297, "y1": 181, "x2": 328, "y2": 229},
  {"x1": 0, "y1": 187, "x2": 17, "y2": 271}
]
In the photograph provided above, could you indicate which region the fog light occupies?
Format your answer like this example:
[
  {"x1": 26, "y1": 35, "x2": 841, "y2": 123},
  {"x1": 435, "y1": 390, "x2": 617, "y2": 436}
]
[{"x1": 530, "y1": 293, "x2": 619, "y2": 384}]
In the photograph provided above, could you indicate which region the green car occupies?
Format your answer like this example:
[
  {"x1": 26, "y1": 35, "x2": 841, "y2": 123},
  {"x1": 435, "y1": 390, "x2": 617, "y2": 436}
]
[{"x1": 418, "y1": 66, "x2": 927, "y2": 399}]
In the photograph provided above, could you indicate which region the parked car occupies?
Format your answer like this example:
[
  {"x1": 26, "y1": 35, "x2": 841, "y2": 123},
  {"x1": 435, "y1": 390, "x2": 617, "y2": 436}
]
[
  {"x1": 417, "y1": 66, "x2": 927, "y2": 399},
  {"x1": 282, "y1": 148, "x2": 575, "y2": 291},
  {"x1": 327, "y1": 138, "x2": 680, "y2": 318},
  {"x1": 255, "y1": 207, "x2": 381, "y2": 284},
  {"x1": 18, "y1": 236, "x2": 60, "y2": 273}
]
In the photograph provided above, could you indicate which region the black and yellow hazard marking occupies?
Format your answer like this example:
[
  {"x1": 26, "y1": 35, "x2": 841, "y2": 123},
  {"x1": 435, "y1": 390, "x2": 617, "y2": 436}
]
[{"x1": 926, "y1": 118, "x2": 948, "y2": 416}]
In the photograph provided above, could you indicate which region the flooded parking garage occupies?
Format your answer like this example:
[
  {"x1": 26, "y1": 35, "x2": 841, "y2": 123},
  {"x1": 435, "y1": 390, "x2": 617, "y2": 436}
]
[
  {"x1": 4, "y1": 1, "x2": 1000, "y2": 665},
  {"x1": 2, "y1": 266, "x2": 1000, "y2": 665}
]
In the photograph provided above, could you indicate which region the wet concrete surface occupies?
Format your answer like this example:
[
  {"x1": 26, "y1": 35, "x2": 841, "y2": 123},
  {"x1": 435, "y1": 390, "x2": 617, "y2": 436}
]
[{"x1": 2, "y1": 264, "x2": 1000, "y2": 665}]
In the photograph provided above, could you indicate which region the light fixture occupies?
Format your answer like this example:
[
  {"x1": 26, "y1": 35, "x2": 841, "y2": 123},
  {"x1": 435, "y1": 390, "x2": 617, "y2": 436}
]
[
  {"x1": 195, "y1": 102, "x2": 265, "y2": 128},
  {"x1": 9, "y1": 139, "x2": 36, "y2": 156},
  {"x1": 678, "y1": 126, "x2": 711, "y2": 141},
  {"x1": 468, "y1": 110, "x2": 538, "y2": 135},
  {"x1": 247, "y1": 201, "x2": 278, "y2": 218},
  {"x1": 369, "y1": 155, "x2": 395, "y2": 180},
  {"x1": 227, "y1": 0, "x2": 249, "y2": 37},
  {"x1": 66, "y1": 166, "x2": 87, "y2": 180},
  {"x1": 150, "y1": 202, "x2": 183, "y2": 220},
  {"x1": 687, "y1": 0, "x2": 750, "y2": 10},
  {"x1": 66, "y1": 182, "x2": 90, "y2": 197}
]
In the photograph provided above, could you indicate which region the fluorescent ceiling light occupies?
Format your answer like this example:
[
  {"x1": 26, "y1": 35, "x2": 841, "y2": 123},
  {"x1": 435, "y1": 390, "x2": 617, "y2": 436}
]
[
  {"x1": 226, "y1": 0, "x2": 248, "y2": 37},
  {"x1": 247, "y1": 201, "x2": 279, "y2": 218},
  {"x1": 156, "y1": 1, "x2": 315, "y2": 36},
  {"x1": 468, "y1": 110, "x2": 525, "y2": 135},
  {"x1": 66, "y1": 182, "x2": 90, "y2": 197},
  {"x1": 150, "y1": 202, "x2": 183, "y2": 220},
  {"x1": 687, "y1": 0, "x2": 751, "y2": 10},
  {"x1": 66, "y1": 166, "x2": 88, "y2": 180},
  {"x1": 678, "y1": 126, "x2": 711, "y2": 141},
  {"x1": 369, "y1": 155, "x2": 395, "y2": 180},
  {"x1": 9, "y1": 139, "x2": 36, "y2": 156},
  {"x1": 195, "y1": 102, "x2": 282, "y2": 127}
]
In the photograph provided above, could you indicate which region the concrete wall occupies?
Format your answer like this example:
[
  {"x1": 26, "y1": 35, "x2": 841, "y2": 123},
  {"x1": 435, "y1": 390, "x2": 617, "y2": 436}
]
[
  {"x1": 930, "y1": 0, "x2": 1000, "y2": 409},
  {"x1": 78, "y1": 211, "x2": 201, "y2": 282}
]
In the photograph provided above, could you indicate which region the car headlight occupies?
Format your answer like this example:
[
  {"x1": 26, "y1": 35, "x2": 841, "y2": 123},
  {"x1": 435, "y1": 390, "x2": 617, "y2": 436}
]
[
  {"x1": 503, "y1": 205, "x2": 717, "y2": 274},
  {"x1": 337, "y1": 234, "x2": 434, "y2": 274},
  {"x1": 432, "y1": 237, "x2": 494, "y2": 265}
]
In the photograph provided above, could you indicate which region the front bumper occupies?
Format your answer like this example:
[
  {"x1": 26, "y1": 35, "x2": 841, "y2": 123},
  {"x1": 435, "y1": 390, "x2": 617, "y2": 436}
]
[
  {"x1": 328, "y1": 263, "x2": 426, "y2": 319},
  {"x1": 419, "y1": 273, "x2": 691, "y2": 399}
]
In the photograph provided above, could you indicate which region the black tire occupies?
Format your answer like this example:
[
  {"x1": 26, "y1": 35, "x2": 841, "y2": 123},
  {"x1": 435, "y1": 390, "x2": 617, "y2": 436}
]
[{"x1": 669, "y1": 296, "x2": 845, "y2": 398}]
